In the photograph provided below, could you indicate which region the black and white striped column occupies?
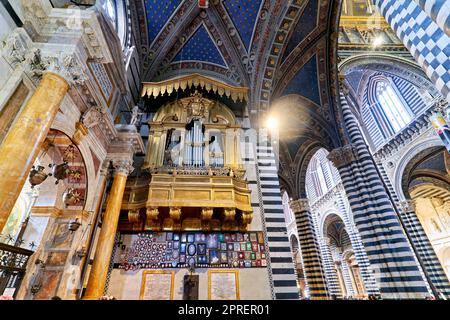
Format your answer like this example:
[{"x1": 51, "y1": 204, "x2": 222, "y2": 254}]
[
  {"x1": 397, "y1": 200, "x2": 450, "y2": 298},
  {"x1": 290, "y1": 199, "x2": 329, "y2": 299},
  {"x1": 336, "y1": 193, "x2": 380, "y2": 296},
  {"x1": 255, "y1": 130, "x2": 300, "y2": 300},
  {"x1": 376, "y1": 162, "x2": 450, "y2": 297},
  {"x1": 327, "y1": 92, "x2": 430, "y2": 299}
]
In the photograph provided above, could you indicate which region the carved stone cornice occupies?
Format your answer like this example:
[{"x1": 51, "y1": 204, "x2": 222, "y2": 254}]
[
  {"x1": 373, "y1": 99, "x2": 446, "y2": 161},
  {"x1": 327, "y1": 144, "x2": 358, "y2": 168},
  {"x1": 289, "y1": 199, "x2": 310, "y2": 213},
  {"x1": 310, "y1": 182, "x2": 345, "y2": 212},
  {"x1": 2, "y1": 29, "x2": 87, "y2": 86},
  {"x1": 20, "y1": 2, "x2": 113, "y2": 63}
]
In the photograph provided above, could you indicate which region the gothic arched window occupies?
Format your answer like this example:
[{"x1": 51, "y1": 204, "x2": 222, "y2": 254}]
[
  {"x1": 375, "y1": 79, "x2": 412, "y2": 133},
  {"x1": 365, "y1": 75, "x2": 414, "y2": 141}
]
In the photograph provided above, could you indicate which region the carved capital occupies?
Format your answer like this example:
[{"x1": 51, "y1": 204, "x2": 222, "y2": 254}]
[
  {"x1": 327, "y1": 144, "x2": 358, "y2": 168},
  {"x1": 289, "y1": 199, "x2": 310, "y2": 213},
  {"x1": 112, "y1": 159, "x2": 134, "y2": 176},
  {"x1": 397, "y1": 200, "x2": 415, "y2": 213},
  {"x1": 45, "y1": 53, "x2": 87, "y2": 86}
]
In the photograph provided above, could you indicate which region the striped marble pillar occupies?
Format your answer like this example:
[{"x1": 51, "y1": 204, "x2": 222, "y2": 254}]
[
  {"x1": 397, "y1": 200, "x2": 450, "y2": 298},
  {"x1": 255, "y1": 130, "x2": 300, "y2": 300},
  {"x1": 320, "y1": 237, "x2": 343, "y2": 298},
  {"x1": 375, "y1": 161, "x2": 449, "y2": 297},
  {"x1": 327, "y1": 92, "x2": 430, "y2": 299},
  {"x1": 340, "y1": 258, "x2": 357, "y2": 297},
  {"x1": 290, "y1": 199, "x2": 329, "y2": 299},
  {"x1": 336, "y1": 192, "x2": 381, "y2": 296},
  {"x1": 414, "y1": 0, "x2": 450, "y2": 37},
  {"x1": 372, "y1": 0, "x2": 450, "y2": 103}
]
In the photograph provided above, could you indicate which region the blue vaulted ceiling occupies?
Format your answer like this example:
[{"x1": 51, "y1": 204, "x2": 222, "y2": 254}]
[
  {"x1": 144, "y1": 0, "x2": 182, "y2": 43},
  {"x1": 282, "y1": 55, "x2": 321, "y2": 106},
  {"x1": 172, "y1": 24, "x2": 227, "y2": 67},
  {"x1": 282, "y1": 0, "x2": 318, "y2": 61},
  {"x1": 223, "y1": 0, "x2": 263, "y2": 50}
]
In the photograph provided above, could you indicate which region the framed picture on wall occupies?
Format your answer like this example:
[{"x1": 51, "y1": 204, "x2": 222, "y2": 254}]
[
  {"x1": 140, "y1": 270, "x2": 175, "y2": 300},
  {"x1": 208, "y1": 270, "x2": 240, "y2": 300}
]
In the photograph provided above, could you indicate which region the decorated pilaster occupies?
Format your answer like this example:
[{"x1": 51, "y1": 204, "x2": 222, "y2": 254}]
[
  {"x1": 83, "y1": 159, "x2": 133, "y2": 300},
  {"x1": 290, "y1": 199, "x2": 328, "y2": 299},
  {"x1": 327, "y1": 86, "x2": 430, "y2": 299}
]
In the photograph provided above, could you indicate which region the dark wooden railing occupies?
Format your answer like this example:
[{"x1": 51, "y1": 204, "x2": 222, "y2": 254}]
[{"x1": 0, "y1": 243, "x2": 34, "y2": 298}]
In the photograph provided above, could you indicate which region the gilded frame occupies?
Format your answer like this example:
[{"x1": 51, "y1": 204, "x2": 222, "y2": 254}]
[
  {"x1": 140, "y1": 270, "x2": 175, "y2": 300},
  {"x1": 207, "y1": 269, "x2": 240, "y2": 300}
]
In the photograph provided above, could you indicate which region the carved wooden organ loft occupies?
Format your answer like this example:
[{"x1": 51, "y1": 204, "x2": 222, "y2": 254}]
[{"x1": 120, "y1": 87, "x2": 253, "y2": 232}]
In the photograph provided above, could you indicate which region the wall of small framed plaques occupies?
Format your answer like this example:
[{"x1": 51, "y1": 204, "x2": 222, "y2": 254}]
[{"x1": 116, "y1": 231, "x2": 267, "y2": 270}]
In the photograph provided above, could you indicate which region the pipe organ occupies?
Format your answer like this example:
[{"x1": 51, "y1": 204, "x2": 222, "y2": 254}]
[{"x1": 129, "y1": 92, "x2": 253, "y2": 232}]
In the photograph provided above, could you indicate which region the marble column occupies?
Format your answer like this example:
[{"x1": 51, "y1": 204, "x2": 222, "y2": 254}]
[
  {"x1": 290, "y1": 199, "x2": 328, "y2": 299},
  {"x1": 327, "y1": 89, "x2": 429, "y2": 299},
  {"x1": 372, "y1": 0, "x2": 450, "y2": 103},
  {"x1": 413, "y1": 0, "x2": 450, "y2": 37},
  {"x1": 83, "y1": 160, "x2": 133, "y2": 299},
  {"x1": 398, "y1": 200, "x2": 450, "y2": 298},
  {"x1": 320, "y1": 237, "x2": 343, "y2": 298},
  {"x1": 335, "y1": 192, "x2": 380, "y2": 296},
  {"x1": 340, "y1": 258, "x2": 356, "y2": 297},
  {"x1": 374, "y1": 146, "x2": 450, "y2": 297},
  {"x1": 0, "y1": 72, "x2": 69, "y2": 233}
]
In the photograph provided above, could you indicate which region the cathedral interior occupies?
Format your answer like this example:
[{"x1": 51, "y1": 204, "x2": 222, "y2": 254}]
[{"x1": 0, "y1": 0, "x2": 450, "y2": 301}]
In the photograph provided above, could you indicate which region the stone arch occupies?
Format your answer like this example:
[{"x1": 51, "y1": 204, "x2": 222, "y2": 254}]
[
  {"x1": 51, "y1": 112, "x2": 97, "y2": 211},
  {"x1": 393, "y1": 136, "x2": 445, "y2": 200},
  {"x1": 338, "y1": 53, "x2": 442, "y2": 121}
]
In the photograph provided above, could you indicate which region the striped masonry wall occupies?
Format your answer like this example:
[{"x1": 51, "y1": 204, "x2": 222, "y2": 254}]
[
  {"x1": 241, "y1": 124, "x2": 299, "y2": 300},
  {"x1": 340, "y1": 259, "x2": 356, "y2": 297},
  {"x1": 318, "y1": 236, "x2": 342, "y2": 298},
  {"x1": 376, "y1": 161, "x2": 450, "y2": 297}
]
